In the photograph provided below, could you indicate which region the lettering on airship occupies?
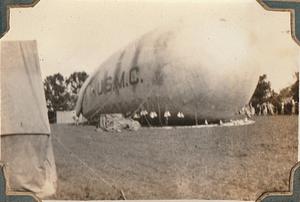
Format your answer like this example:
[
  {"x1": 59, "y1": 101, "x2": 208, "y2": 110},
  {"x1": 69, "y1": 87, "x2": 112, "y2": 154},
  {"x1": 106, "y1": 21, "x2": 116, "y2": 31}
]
[
  {"x1": 113, "y1": 71, "x2": 125, "y2": 90},
  {"x1": 93, "y1": 66, "x2": 142, "y2": 96},
  {"x1": 129, "y1": 66, "x2": 139, "y2": 85},
  {"x1": 113, "y1": 51, "x2": 126, "y2": 94}
]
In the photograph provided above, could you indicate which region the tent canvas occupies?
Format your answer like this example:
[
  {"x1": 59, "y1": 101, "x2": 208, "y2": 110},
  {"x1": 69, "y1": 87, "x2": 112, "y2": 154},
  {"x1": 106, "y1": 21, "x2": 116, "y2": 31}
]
[{"x1": 0, "y1": 40, "x2": 57, "y2": 198}]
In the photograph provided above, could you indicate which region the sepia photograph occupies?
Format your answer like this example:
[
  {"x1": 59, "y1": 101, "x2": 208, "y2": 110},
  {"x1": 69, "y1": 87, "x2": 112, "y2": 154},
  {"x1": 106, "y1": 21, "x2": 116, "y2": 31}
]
[{"x1": 0, "y1": 0, "x2": 299, "y2": 201}]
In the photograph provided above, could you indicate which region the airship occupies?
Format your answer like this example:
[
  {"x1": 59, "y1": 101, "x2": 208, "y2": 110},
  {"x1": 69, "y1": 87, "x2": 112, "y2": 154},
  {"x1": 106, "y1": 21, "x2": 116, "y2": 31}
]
[{"x1": 75, "y1": 18, "x2": 261, "y2": 123}]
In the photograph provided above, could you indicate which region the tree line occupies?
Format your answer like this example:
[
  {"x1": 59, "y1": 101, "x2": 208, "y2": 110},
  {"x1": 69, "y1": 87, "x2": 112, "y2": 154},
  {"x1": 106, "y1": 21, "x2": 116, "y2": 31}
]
[
  {"x1": 250, "y1": 72, "x2": 299, "y2": 114},
  {"x1": 44, "y1": 71, "x2": 88, "y2": 122}
]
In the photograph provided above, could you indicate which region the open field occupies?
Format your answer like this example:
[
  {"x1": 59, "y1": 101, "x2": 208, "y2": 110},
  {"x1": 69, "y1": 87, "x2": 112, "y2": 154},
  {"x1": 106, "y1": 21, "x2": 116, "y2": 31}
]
[{"x1": 49, "y1": 115, "x2": 298, "y2": 200}]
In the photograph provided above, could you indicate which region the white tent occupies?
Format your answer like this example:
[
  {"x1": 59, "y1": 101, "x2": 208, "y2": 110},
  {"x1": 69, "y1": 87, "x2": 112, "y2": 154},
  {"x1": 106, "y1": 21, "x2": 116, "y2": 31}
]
[
  {"x1": 56, "y1": 110, "x2": 87, "y2": 124},
  {"x1": 0, "y1": 40, "x2": 57, "y2": 198}
]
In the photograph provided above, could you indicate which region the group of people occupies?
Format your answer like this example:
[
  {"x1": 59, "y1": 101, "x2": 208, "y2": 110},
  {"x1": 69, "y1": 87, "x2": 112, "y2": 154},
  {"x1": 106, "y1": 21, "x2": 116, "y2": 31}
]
[
  {"x1": 240, "y1": 99, "x2": 298, "y2": 117},
  {"x1": 256, "y1": 102, "x2": 275, "y2": 116}
]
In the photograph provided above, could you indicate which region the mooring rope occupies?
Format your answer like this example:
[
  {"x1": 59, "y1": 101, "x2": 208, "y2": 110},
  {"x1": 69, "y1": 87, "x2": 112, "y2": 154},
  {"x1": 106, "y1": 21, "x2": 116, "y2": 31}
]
[{"x1": 51, "y1": 134, "x2": 127, "y2": 200}]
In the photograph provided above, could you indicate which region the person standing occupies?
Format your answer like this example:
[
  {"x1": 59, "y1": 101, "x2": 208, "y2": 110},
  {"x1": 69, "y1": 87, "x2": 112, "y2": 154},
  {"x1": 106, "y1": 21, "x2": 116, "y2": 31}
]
[
  {"x1": 267, "y1": 102, "x2": 274, "y2": 115},
  {"x1": 262, "y1": 103, "x2": 268, "y2": 115},
  {"x1": 291, "y1": 99, "x2": 296, "y2": 114},
  {"x1": 249, "y1": 102, "x2": 255, "y2": 116},
  {"x1": 256, "y1": 103, "x2": 262, "y2": 115},
  {"x1": 281, "y1": 102, "x2": 285, "y2": 115}
]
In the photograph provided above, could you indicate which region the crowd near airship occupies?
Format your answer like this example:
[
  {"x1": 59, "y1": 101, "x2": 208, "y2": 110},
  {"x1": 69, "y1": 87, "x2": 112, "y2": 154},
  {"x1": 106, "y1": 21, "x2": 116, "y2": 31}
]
[{"x1": 75, "y1": 18, "x2": 261, "y2": 124}]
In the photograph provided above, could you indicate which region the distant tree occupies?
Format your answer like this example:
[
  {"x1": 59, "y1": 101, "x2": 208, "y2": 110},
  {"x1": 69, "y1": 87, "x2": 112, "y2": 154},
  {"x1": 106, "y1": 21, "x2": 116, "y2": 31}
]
[
  {"x1": 44, "y1": 73, "x2": 71, "y2": 112},
  {"x1": 276, "y1": 72, "x2": 299, "y2": 103},
  {"x1": 66, "y1": 71, "x2": 88, "y2": 94},
  {"x1": 278, "y1": 86, "x2": 292, "y2": 101},
  {"x1": 65, "y1": 71, "x2": 89, "y2": 109},
  {"x1": 267, "y1": 90, "x2": 282, "y2": 114},
  {"x1": 250, "y1": 74, "x2": 272, "y2": 106},
  {"x1": 291, "y1": 72, "x2": 299, "y2": 102}
]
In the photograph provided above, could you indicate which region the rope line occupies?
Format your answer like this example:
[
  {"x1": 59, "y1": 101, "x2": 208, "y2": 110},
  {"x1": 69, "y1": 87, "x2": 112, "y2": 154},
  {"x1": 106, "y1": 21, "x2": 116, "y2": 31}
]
[{"x1": 51, "y1": 134, "x2": 127, "y2": 200}]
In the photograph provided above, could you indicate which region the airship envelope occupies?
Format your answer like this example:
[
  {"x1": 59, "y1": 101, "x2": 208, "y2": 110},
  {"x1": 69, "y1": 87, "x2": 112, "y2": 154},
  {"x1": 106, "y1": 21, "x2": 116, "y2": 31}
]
[{"x1": 76, "y1": 18, "x2": 261, "y2": 121}]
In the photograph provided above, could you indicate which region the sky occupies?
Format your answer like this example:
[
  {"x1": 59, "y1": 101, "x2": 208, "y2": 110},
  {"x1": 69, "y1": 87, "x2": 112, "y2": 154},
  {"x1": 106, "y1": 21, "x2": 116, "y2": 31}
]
[{"x1": 1, "y1": 0, "x2": 299, "y2": 92}]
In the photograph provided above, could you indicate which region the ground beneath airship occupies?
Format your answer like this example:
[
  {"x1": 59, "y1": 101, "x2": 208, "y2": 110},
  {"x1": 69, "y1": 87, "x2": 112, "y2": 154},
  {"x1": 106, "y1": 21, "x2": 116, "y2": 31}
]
[{"x1": 49, "y1": 115, "x2": 298, "y2": 200}]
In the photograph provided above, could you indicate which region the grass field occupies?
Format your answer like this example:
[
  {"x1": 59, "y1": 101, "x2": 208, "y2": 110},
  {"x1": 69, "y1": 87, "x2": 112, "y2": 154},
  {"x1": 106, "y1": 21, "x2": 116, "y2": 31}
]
[{"x1": 49, "y1": 115, "x2": 298, "y2": 200}]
